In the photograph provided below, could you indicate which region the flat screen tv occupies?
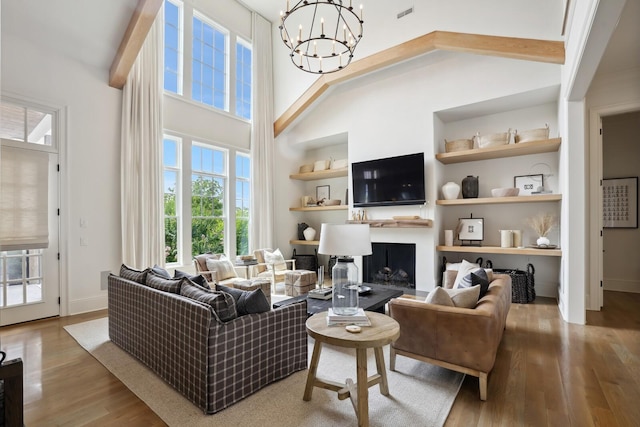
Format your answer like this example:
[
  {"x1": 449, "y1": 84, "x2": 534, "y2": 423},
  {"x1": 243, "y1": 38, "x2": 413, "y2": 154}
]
[{"x1": 352, "y1": 152, "x2": 426, "y2": 207}]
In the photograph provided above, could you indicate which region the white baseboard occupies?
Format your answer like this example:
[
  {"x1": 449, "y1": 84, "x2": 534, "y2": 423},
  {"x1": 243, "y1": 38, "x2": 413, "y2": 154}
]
[
  {"x1": 68, "y1": 294, "x2": 108, "y2": 315},
  {"x1": 604, "y1": 279, "x2": 640, "y2": 293}
]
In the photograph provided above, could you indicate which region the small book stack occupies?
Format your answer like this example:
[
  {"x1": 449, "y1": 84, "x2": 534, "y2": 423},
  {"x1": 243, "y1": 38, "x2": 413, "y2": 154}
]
[
  {"x1": 308, "y1": 288, "x2": 332, "y2": 300},
  {"x1": 327, "y1": 308, "x2": 371, "y2": 326}
]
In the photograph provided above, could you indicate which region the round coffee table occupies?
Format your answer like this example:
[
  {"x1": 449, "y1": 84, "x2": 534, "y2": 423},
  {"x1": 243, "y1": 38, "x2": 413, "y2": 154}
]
[{"x1": 303, "y1": 311, "x2": 400, "y2": 427}]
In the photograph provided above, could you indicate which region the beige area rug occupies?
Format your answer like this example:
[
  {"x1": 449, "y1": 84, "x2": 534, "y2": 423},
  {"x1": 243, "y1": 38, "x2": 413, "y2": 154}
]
[{"x1": 65, "y1": 318, "x2": 464, "y2": 427}]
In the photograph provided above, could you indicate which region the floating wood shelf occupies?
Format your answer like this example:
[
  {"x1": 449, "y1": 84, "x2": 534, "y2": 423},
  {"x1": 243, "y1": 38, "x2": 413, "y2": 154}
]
[
  {"x1": 436, "y1": 245, "x2": 562, "y2": 257},
  {"x1": 346, "y1": 219, "x2": 433, "y2": 228},
  {"x1": 435, "y1": 138, "x2": 561, "y2": 164},
  {"x1": 436, "y1": 194, "x2": 562, "y2": 206},
  {"x1": 289, "y1": 167, "x2": 348, "y2": 181},
  {"x1": 290, "y1": 205, "x2": 348, "y2": 212},
  {"x1": 290, "y1": 239, "x2": 319, "y2": 246}
]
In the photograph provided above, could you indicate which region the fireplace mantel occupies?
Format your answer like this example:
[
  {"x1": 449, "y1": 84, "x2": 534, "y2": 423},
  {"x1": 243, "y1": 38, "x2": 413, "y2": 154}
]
[{"x1": 346, "y1": 219, "x2": 433, "y2": 228}]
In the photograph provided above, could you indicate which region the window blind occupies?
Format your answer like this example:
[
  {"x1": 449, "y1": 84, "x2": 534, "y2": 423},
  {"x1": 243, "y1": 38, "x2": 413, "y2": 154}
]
[{"x1": 0, "y1": 145, "x2": 49, "y2": 250}]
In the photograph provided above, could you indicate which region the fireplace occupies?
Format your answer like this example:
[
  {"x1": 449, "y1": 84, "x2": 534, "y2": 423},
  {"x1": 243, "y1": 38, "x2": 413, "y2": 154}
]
[{"x1": 363, "y1": 243, "x2": 416, "y2": 289}]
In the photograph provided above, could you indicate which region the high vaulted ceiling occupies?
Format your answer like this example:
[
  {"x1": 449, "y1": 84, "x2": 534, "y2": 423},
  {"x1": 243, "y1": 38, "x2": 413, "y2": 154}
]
[{"x1": 1, "y1": 0, "x2": 638, "y2": 87}]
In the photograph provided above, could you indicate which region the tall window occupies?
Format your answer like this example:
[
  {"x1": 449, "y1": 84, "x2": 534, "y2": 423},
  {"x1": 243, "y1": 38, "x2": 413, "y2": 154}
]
[
  {"x1": 235, "y1": 154, "x2": 250, "y2": 255},
  {"x1": 164, "y1": 0, "x2": 182, "y2": 94},
  {"x1": 192, "y1": 15, "x2": 228, "y2": 110},
  {"x1": 163, "y1": 137, "x2": 181, "y2": 264},
  {"x1": 235, "y1": 39, "x2": 252, "y2": 120},
  {"x1": 191, "y1": 144, "x2": 226, "y2": 255}
]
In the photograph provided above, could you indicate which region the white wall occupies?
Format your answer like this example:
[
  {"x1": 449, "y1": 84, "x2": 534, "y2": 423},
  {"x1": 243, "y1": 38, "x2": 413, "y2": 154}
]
[
  {"x1": 2, "y1": 34, "x2": 122, "y2": 314},
  {"x1": 275, "y1": 50, "x2": 561, "y2": 294}
]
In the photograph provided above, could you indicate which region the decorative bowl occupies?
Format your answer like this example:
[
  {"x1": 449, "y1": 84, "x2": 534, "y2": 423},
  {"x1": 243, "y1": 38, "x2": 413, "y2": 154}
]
[
  {"x1": 491, "y1": 187, "x2": 520, "y2": 197},
  {"x1": 323, "y1": 199, "x2": 341, "y2": 206}
]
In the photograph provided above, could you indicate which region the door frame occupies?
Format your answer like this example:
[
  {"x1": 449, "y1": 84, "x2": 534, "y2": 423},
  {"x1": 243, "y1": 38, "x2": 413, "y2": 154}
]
[
  {"x1": 1, "y1": 94, "x2": 69, "y2": 319},
  {"x1": 588, "y1": 101, "x2": 640, "y2": 311}
]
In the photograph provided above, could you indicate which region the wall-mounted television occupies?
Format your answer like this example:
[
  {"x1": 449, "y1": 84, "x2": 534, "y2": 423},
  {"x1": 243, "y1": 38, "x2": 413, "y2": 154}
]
[{"x1": 352, "y1": 152, "x2": 426, "y2": 207}]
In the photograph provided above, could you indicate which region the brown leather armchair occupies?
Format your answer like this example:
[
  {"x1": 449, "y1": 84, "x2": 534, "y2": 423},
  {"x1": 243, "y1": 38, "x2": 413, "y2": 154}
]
[{"x1": 388, "y1": 274, "x2": 511, "y2": 400}]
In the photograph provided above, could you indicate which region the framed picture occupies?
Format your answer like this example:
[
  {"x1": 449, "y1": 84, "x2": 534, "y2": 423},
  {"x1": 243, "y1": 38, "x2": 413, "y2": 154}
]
[
  {"x1": 457, "y1": 217, "x2": 484, "y2": 245},
  {"x1": 514, "y1": 174, "x2": 544, "y2": 195},
  {"x1": 316, "y1": 185, "x2": 330, "y2": 201},
  {"x1": 603, "y1": 177, "x2": 638, "y2": 228}
]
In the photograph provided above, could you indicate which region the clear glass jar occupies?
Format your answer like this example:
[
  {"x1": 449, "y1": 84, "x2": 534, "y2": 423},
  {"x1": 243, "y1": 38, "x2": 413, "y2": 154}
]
[{"x1": 331, "y1": 257, "x2": 359, "y2": 315}]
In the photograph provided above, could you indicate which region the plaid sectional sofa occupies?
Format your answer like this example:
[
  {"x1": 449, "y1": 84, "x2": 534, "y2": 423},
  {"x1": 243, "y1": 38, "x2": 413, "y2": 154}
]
[{"x1": 108, "y1": 274, "x2": 308, "y2": 414}]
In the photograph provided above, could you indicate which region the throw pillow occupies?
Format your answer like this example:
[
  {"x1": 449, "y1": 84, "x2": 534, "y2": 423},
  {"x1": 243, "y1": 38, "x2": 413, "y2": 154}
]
[
  {"x1": 180, "y1": 282, "x2": 237, "y2": 322},
  {"x1": 425, "y1": 285, "x2": 480, "y2": 308},
  {"x1": 447, "y1": 285, "x2": 481, "y2": 308},
  {"x1": 442, "y1": 270, "x2": 459, "y2": 289},
  {"x1": 425, "y1": 287, "x2": 454, "y2": 306},
  {"x1": 205, "y1": 258, "x2": 238, "y2": 281},
  {"x1": 216, "y1": 284, "x2": 270, "y2": 315},
  {"x1": 453, "y1": 259, "x2": 480, "y2": 288},
  {"x1": 263, "y1": 248, "x2": 287, "y2": 271},
  {"x1": 151, "y1": 264, "x2": 171, "y2": 279},
  {"x1": 470, "y1": 269, "x2": 490, "y2": 299},
  {"x1": 174, "y1": 270, "x2": 210, "y2": 289},
  {"x1": 146, "y1": 271, "x2": 184, "y2": 294},
  {"x1": 119, "y1": 264, "x2": 149, "y2": 284}
]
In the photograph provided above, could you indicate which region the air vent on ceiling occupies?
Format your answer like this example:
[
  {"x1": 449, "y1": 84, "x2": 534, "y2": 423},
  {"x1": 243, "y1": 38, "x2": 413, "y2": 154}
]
[{"x1": 397, "y1": 7, "x2": 414, "y2": 19}]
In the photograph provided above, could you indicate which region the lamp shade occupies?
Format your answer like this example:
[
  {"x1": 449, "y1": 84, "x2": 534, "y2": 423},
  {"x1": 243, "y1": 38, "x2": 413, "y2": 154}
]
[{"x1": 318, "y1": 224, "x2": 372, "y2": 256}]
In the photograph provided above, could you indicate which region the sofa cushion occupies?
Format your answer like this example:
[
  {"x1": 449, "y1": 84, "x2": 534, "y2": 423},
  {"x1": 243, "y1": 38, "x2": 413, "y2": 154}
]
[
  {"x1": 215, "y1": 284, "x2": 270, "y2": 315},
  {"x1": 120, "y1": 264, "x2": 150, "y2": 284},
  {"x1": 426, "y1": 285, "x2": 480, "y2": 308},
  {"x1": 263, "y1": 248, "x2": 287, "y2": 271},
  {"x1": 206, "y1": 257, "x2": 238, "y2": 281},
  {"x1": 146, "y1": 270, "x2": 184, "y2": 294},
  {"x1": 151, "y1": 264, "x2": 171, "y2": 279},
  {"x1": 174, "y1": 270, "x2": 210, "y2": 289},
  {"x1": 180, "y1": 282, "x2": 237, "y2": 322},
  {"x1": 457, "y1": 267, "x2": 490, "y2": 295},
  {"x1": 453, "y1": 259, "x2": 480, "y2": 288}
]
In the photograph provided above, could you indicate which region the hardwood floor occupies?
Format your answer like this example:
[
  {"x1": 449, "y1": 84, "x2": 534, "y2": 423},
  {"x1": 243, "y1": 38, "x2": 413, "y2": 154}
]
[{"x1": 0, "y1": 291, "x2": 638, "y2": 426}]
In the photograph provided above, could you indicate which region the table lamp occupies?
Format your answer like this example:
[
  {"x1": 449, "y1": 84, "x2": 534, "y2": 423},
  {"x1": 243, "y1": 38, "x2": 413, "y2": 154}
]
[{"x1": 318, "y1": 223, "x2": 372, "y2": 315}]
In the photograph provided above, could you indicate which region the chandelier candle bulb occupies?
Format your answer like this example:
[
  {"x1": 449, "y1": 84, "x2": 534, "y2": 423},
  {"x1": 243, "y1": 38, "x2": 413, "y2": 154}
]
[
  {"x1": 360, "y1": 4, "x2": 363, "y2": 20},
  {"x1": 321, "y1": 17, "x2": 324, "y2": 35}
]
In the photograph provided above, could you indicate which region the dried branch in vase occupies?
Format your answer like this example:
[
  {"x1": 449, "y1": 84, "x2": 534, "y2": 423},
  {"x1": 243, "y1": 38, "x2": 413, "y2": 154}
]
[{"x1": 526, "y1": 212, "x2": 556, "y2": 237}]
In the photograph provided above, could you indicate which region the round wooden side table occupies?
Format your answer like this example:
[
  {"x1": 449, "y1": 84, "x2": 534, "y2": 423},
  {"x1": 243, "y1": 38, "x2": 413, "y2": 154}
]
[{"x1": 303, "y1": 311, "x2": 400, "y2": 427}]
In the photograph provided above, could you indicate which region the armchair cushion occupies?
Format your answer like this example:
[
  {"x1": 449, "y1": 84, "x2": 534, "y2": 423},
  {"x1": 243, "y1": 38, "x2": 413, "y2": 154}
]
[
  {"x1": 206, "y1": 257, "x2": 238, "y2": 281},
  {"x1": 180, "y1": 282, "x2": 237, "y2": 322},
  {"x1": 263, "y1": 248, "x2": 287, "y2": 271},
  {"x1": 216, "y1": 284, "x2": 270, "y2": 315},
  {"x1": 194, "y1": 253, "x2": 223, "y2": 281}
]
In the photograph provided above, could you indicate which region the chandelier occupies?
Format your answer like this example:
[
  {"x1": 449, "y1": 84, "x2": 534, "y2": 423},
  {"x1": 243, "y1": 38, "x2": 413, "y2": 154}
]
[{"x1": 279, "y1": 1, "x2": 364, "y2": 74}]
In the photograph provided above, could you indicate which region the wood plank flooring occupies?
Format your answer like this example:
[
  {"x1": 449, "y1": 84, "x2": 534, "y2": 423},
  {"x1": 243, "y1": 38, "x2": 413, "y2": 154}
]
[{"x1": 0, "y1": 291, "x2": 638, "y2": 426}]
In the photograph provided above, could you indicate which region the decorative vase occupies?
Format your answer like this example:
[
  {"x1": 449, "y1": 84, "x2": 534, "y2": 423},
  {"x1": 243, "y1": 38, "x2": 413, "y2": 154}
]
[
  {"x1": 536, "y1": 236, "x2": 550, "y2": 247},
  {"x1": 462, "y1": 176, "x2": 479, "y2": 198},
  {"x1": 303, "y1": 227, "x2": 317, "y2": 241},
  {"x1": 297, "y1": 223, "x2": 309, "y2": 240},
  {"x1": 442, "y1": 181, "x2": 461, "y2": 200}
]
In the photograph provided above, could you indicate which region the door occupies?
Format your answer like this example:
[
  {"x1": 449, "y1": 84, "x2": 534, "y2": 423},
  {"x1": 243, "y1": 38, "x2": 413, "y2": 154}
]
[{"x1": 0, "y1": 102, "x2": 60, "y2": 325}]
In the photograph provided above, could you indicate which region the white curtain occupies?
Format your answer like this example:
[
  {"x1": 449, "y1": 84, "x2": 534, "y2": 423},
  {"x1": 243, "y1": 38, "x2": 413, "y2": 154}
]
[
  {"x1": 120, "y1": 16, "x2": 164, "y2": 268},
  {"x1": 0, "y1": 145, "x2": 49, "y2": 251},
  {"x1": 250, "y1": 13, "x2": 275, "y2": 249}
]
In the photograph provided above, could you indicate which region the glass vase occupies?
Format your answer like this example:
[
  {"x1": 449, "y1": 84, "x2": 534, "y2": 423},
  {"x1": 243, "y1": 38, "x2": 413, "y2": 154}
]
[{"x1": 331, "y1": 257, "x2": 359, "y2": 315}]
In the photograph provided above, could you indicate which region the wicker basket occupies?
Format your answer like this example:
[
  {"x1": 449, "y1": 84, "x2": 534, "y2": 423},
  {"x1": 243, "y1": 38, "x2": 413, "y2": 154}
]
[
  {"x1": 515, "y1": 125, "x2": 550, "y2": 143},
  {"x1": 486, "y1": 261, "x2": 535, "y2": 304},
  {"x1": 444, "y1": 138, "x2": 474, "y2": 153},
  {"x1": 476, "y1": 130, "x2": 511, "y2": 149}
]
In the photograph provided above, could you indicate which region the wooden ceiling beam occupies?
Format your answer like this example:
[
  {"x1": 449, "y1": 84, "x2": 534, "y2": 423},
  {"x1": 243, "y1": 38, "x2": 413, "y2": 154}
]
[
  {"x1": 109, "y1": 0, "x2": 163, "y2": 89},
  {"x1": 274, "y1": 31, "x2": 565, "y2": 137}
]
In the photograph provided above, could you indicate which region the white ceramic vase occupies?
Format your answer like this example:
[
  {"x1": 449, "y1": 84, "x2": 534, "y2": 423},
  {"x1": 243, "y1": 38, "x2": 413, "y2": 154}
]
[
  {"x1": 442, "y1": 181, "x2": 461, "y2": 200},
  {"x1": 303, "y1": 227, "x2": 317, "y2": 241},
  {"x1": 536, "y1": 236, "x2": 550, "y2": 247}
]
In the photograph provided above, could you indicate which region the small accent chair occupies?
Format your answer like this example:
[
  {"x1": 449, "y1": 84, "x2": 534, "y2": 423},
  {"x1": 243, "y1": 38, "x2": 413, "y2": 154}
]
[
  {"x1": 253, "y1": 248, "x2": 296, "y2": 295},
  {"x1": 193, "y1": 253, "x2": 272, "y2": 304}
]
